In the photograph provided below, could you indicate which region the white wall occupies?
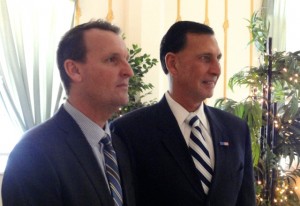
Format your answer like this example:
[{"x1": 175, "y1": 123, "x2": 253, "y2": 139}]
[{"x1": 79, "y1": 0, "x2": 262, "y2": 105}]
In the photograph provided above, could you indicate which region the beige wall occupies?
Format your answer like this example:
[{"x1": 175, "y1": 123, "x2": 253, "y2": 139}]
[{"x1": 79, "y1": 0, "x2": 262, "y2": 105}]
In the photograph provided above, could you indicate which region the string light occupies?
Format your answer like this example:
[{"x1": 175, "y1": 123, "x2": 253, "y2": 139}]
[{"x1": 230, "y1": 39, "x2": 300, "y2": 205}]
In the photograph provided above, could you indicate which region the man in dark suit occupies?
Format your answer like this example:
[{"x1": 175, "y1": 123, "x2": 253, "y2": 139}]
[
  {"x1": 1, "y1": 20, "x2": 135, "y2": 206},
  {"x1": 111, "y1": 21, "x2": 256, "y2": 206}
]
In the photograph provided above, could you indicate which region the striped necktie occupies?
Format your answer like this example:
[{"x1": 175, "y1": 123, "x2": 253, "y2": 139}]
[
  {"x1": 100, "y1": 135, "x2": 124, "y2": 206},
  {"x1": 186, "y1": 114, "x2": 213, "y2": 194}
]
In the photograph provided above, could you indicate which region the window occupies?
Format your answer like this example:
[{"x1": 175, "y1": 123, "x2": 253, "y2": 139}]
[
  {"x1": 0, "y1": 106, "x2": 22, "y2": 173},
  {"x1": 286, "y1": 0, "x2": 300, "y2": 52}
]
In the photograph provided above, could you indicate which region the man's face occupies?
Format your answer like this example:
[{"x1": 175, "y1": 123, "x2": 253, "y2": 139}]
[
  {"x1": 171, "y1": 33, "x2": 222, "y2": 107},
  {"x1": 76, "y1": 29, "x2": 133, "y2": 110}
]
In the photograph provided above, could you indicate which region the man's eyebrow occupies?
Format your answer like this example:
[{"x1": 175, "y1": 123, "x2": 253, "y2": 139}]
[{"x1": 199, "y1": 52, "x2": 222, "y2": 59}]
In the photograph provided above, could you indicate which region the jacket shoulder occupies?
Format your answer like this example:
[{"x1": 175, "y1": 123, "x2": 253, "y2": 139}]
[{"x1": 206, "y1": 105, "x2": 246, "y2": 123}]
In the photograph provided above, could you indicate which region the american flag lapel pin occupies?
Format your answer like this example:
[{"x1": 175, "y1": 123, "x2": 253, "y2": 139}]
[{"x1": 220, "y1": 140, "x2": 229, "y2": 146}]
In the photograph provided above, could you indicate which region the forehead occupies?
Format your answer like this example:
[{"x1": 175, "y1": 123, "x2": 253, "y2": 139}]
[
  {"x1": 184, "y1": 33, "x2": 221, "y2": 54},
  {"x1": 83, "y1": 28, "x2": 126, "y2": 52},
  {"x1": 185, "y1": 33, "x2": 217, "y2": 46}
]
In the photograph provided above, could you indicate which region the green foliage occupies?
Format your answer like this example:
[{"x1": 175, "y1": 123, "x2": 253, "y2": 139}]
[
  {"x1": 215, "y1": 10, "x2": 300, "y2": 205},
  {"x1": 111, "y1": 44, "x2": 158, "y2": 119},
  {"x1": 215, "y1": 98, "x2": 262, "y2": 165},
  {"x1": 246, "y1": 11, "x2": 269, "y2": 53}
]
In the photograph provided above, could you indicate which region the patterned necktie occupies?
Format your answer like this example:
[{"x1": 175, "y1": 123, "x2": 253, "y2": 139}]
[
  {"x1": 187, "y1": 114, "x2": 213, "y2": 194},
  {"x1": 100, "y1": 135, "x2": 124, "y2": 206}
]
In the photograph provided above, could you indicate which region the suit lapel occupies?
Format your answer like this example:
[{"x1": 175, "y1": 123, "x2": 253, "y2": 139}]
[
  {"x1": 55, "y1": 107, "x2": 114, "y2": 206},
  {"x1": 204, "y1": 106, "x2": 230, "y2": 194},
  {"x1": 111, "y1": 133, "x2": 135, "y2": 206},
  {"x1": 157, "y1": 97, "x2": 205, "y2": 196}
]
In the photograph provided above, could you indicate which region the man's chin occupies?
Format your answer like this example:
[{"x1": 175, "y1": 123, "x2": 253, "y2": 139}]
[
  {"x1": 201, "y1": 93, "x2": 213, "y2": 100},
  {"x1": 116, "y1": 97, "x2": 130, "y2": 108}
]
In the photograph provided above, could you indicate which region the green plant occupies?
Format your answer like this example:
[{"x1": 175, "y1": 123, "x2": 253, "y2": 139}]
[
  {"x1": 246, "y1": 10, "x2": 269, "y2": 53},
  {"x1": 215, "y1": 10, "x2": 300, "y2": 206},
  {"x1": 111, "y1": 44, "x2": 158, "y2": 119}
]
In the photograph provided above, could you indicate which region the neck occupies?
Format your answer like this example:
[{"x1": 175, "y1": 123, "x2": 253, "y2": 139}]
[
  {"x1": 67, "y1": 99, "x2": 112, "y2": 128},
  {"x1": 167, "y1": 91, "x2": 202, "y2": 112}
]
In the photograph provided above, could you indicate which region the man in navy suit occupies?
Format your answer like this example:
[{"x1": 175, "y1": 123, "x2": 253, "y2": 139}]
[
  {"x1": 111, "y1": 21, "x2": 256, "y2": 206},
  {"x1": 2, "y1": 20, "x2": 135, "y2": 206}
]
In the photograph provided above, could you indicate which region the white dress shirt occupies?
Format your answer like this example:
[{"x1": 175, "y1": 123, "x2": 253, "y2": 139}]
[
  {"x1": 63, "y1": 101, "x2": 110, "y2": 184},
  {"x1": 165, "y1": 92, "x2": 215, "y2": 169}
]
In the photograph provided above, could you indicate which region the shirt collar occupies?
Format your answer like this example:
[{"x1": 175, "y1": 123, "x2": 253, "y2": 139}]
[
  {"x1": 63, "y1": 101, "x2": 111, "y2": 144},
  {"x1": 165, "y1": 92, "x2": 189, "y2": 126},
  {"x1": 165, "y1": 92, "x2": 209, "y2": 130}
]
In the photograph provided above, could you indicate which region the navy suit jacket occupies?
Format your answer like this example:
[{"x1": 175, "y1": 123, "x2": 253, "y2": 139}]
[
  {"x1": 2, "y1": 106, "x2": 135, "y2": 206},
  {"x1": 111, "y1": 96, "x2": 255, "y2": 206}
]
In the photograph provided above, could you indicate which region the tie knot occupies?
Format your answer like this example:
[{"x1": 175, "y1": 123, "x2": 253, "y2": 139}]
[
  {"x1": 186, "y1": 114, "x2": 200, "y2": 128},
  {"x1": 100, "y1": 135, "x2": 113, "y2": 149}
]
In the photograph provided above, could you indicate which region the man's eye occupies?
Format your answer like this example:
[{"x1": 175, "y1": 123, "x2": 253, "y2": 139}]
[
  {"x1": 107, "y1": 57, "x2": 117, "y2": 63},
  {"x1": 200, "y1": 55, "x2": 211, "y2": 62}
]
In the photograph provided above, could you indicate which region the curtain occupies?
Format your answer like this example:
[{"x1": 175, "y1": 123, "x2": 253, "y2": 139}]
[
  {"x1": 0, "y1": 0, "x2": 75, "y2": 132},
  {"x1": 264, "y1": 0, "x2": 286, "y2": 51},
  {"x1": 285, "y1": 0, "x2": 300, "y2": 52}
]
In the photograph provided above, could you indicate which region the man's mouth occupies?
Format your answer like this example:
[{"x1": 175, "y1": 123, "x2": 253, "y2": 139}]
[{"x1": 202, "y1": 80, "x2": 216, "y2": 85}]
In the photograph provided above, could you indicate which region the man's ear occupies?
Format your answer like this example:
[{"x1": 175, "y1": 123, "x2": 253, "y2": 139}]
[
  {"x1": 165, "y1": 53, "x2": 178, "y2": 76},
  {"x1": 64, "y1": 60, "x2": 82, "y2": 82}
]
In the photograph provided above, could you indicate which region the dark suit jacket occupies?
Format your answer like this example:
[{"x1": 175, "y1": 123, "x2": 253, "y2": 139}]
[
  {"x1": 1, "y1": 106, "x2": 135, "y2": 206},
  {"x1": 110, "y1": 96, "x2": 255, "y2": 206}
]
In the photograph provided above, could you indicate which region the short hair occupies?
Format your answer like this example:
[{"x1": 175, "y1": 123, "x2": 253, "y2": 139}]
[
  {"x1": 56, "y1": 19, "x2": 120, "y2": 94},
  {"x1": 160, "y1": 21, "x2": 215, "y2": 74}
]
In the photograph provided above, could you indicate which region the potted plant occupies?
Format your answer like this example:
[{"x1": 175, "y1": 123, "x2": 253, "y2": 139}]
[
  {"x1": 111, "y1": 44, "x2": 158, "y2": 119},
  {"x1": 215, "y1": 11, "x2": 300, "y2": 206}
]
